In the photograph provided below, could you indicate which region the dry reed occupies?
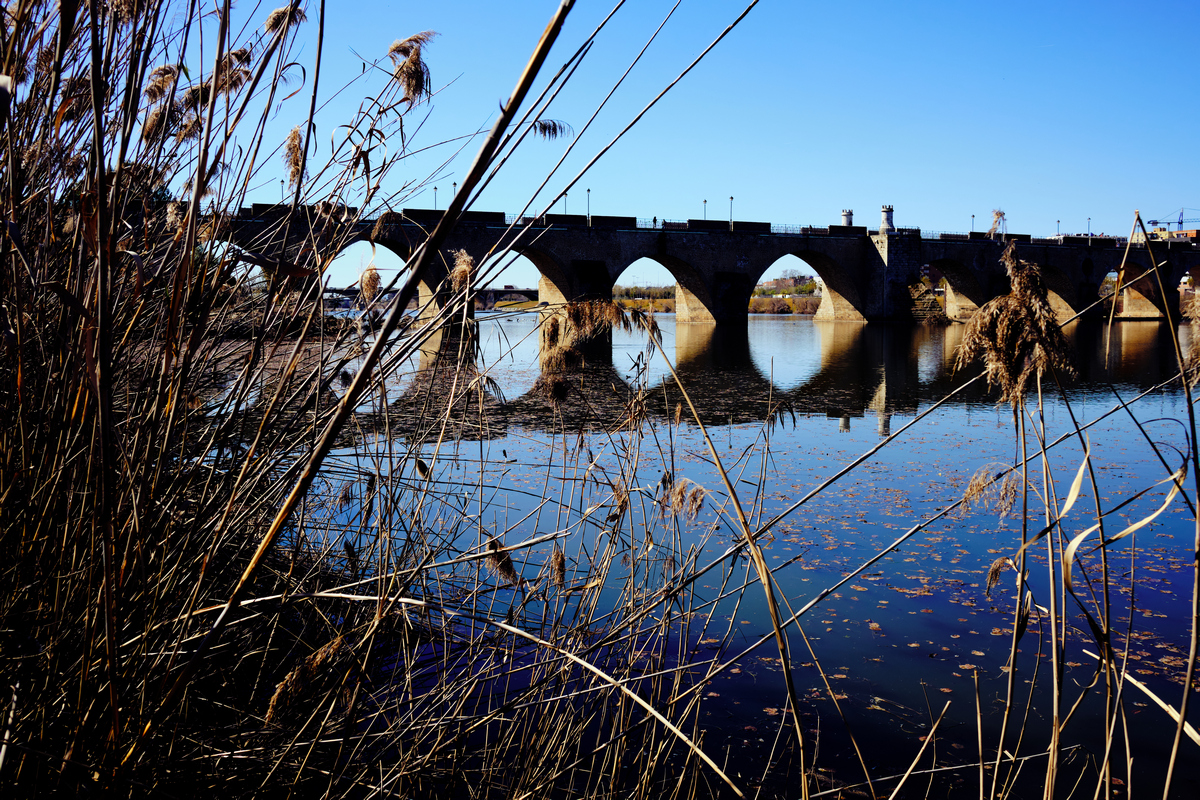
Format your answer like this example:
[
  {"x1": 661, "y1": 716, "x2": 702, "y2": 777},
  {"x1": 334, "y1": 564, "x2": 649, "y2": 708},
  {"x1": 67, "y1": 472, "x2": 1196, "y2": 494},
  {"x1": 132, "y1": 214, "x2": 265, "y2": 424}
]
[
  {"x1": 3, "y1": 3, "x2": 1192, "y2": 799},
  {"x1": 485, "y1": 536, "x2": 522, "y2": 587},
  {"x1": 450, "y1": 248, "x2": 474, "y2": 292},
  {"x1": 264, "y1": 637, "x2": 347, "y2": 726},
  {"x1": 962, "y1": 463, "x2": 1020, "y2": 517},
  {"x1": 361, "y1": 263, "x2": 380, "y2": 304},
  {"x1": 388, "y1": 31, "x2": 437, "y2": 104},
  {"x1": 955, "y1": 241, "x2": 1076, "y2": 406}
]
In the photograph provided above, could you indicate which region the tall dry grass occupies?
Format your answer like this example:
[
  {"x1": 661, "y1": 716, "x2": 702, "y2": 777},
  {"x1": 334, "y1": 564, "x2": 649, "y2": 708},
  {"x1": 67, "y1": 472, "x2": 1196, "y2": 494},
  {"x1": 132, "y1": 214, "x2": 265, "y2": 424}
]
[
  {"x1": 2, "y1": 2, "x2": 1198, "y2": 799},
  {"x1": 0, "y1": 2, "x2": 772, "y2": 797}
]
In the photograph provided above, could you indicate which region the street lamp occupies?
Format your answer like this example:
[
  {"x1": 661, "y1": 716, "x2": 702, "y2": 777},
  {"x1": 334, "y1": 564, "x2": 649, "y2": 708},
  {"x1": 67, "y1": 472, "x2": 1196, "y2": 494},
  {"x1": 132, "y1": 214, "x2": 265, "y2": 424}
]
[
  {"x1": 280, "y1": 179, "x2": 284, "y2": 202},
  {"x1": 729, "y1": 196, "x2": 734, "y2": 230},
  {"x1": 434, "y1": 186, "x2": 438, "y2": 211},
  {"x1": 564, "y1": 192, "x2": 568, "y2": 214},
  {"x1": 452, "y1": 181, "x2": 457, "y2": 197},
  {"x1": 1088, "y1": 217, "x2": 1091, "y2": 236},
  {"x1": 587, "y1": 188, "x2": 590, "y2": 222},
  {"x1": 971, "y1": 214, "x2": 975, "y2": 232},
  {"x1": 1057, "y1": 219, "x2": 1060, "y2": 235},
  {"x1": 704, "y1": 199, "x2": 707, "y2": 220}
]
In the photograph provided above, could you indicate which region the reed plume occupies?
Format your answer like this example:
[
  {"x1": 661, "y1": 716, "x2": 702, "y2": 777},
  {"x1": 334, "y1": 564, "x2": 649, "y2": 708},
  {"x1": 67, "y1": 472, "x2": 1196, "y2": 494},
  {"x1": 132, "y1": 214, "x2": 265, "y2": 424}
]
[
  {"x1": 665, "y1": 478, "x2": 707, "y2": 521},
  {"x1": 450, "y1": 249, "x2": 474, "y2": 292},
  {"x1": 533, "y1": 119, "x2": 573, "y2": 139},
  {"x1": 1184, "y1": 291, "x2": 1200, "y2": 386},
  {"x1": 986, "y1": 556, "x2": 1017, "y2": 597},
  {"x1": 485, "y1": 536, "x2": 521, "y2": 586},
  {"x1": 388, "y1": 31, "x2": 437, "y2": 104},
  {"x1": 962, "y1": 463, "x2": 1020, "y2": 518},
  {"x1": 285, "y1": 124, "x2": 304, "y2": 188},
  {"x1": 142, "y1": 64, "x2": 178, "y2": 102},
  {"x1": 955, "y1": 241, "x2": 1076, "y2": 406},
  {"x1": 141, "y1": 102, "x2": 176, "y2": 142},
  {"x1": 361, "y1": 263, "x2": 380, "y2": 304},
  {"x1": 264, "y1": 637, "x2": 347, "y2": 726},
  {"x1": 987, "y1": 208, "x2": 1006, "y2": 238},
  {"x1": 213, "y1": 47, "x2": 252, "y2": 94},
  {"x1": 551, "y1": 546, "x2": 566, "y2": 588},
  {"x1": 265, "y1": 2, "x2": 307, "y2": 34}
]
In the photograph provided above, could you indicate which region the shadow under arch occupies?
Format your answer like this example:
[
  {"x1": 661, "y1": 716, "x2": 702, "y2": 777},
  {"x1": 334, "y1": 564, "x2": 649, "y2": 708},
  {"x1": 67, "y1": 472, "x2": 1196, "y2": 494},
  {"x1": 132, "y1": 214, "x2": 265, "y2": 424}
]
[
  {"x1": 1037, "y1": 258, "x2": 1098, "y2": 323},
  {"x1": 782, "y1": 249, "x2": 866, "y2": 322},
  {"x1": 633, "y1": 254, "x2": 721, "y2": 324},
  {"x1": 507, "y1": 245, "x2": 574, "y2": 307},
  {"x1": 927, "y1": 257, "x2": 998, "y2": 323}
]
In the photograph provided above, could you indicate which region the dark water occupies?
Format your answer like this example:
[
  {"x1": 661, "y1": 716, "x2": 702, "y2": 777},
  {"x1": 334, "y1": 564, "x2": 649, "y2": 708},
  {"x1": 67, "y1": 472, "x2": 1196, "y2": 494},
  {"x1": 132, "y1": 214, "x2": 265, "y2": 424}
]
[{"x1": 336, "y1": 314, "x2": 1200, "y2": 797}]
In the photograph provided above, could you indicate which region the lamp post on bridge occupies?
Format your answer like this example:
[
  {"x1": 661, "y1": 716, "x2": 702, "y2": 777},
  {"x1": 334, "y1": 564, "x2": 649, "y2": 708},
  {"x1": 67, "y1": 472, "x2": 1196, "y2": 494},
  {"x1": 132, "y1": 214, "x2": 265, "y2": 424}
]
[
  {"x1": 564, "y1": 192, "x2": 567, "y2": 214},
  {"x1": 452, "y1": 181, "x2": 457, "y2": 198},
  {"x1": 1088, "y1": 217, "x2": 1091, "y2": 236},
  {"x1": 434, "y1": 186, "x2": 438, "y2": 211},
  {"x1": 971, "y1": 214, "x2": 974, "y2": 232},
  {"x1": 587, "y1": 188, "x2": 590, "y2": 223},
  {"x1": 729, "y1": 196, "x2": 733, "y2": 230},
  {"x1": 1057, "y1": 219, "x2": 1060, "y2": 236},
  {"x1": 704, "y1": 199, "x2": 707, "y2": 219}
]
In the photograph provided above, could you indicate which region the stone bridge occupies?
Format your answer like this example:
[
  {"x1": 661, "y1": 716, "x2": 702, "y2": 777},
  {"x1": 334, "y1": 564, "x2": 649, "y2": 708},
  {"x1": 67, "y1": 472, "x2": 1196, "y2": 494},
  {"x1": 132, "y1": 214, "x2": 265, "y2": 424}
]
[{"x1": 228, "y1": 204, "x2": 1200, "y2": 324}]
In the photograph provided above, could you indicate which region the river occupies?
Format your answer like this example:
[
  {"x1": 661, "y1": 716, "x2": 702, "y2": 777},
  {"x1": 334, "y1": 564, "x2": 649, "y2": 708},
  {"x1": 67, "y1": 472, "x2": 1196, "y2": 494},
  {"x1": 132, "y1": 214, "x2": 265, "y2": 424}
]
[{"x1": 328, "y1": 312, "x2": 1200, "y2": 797}]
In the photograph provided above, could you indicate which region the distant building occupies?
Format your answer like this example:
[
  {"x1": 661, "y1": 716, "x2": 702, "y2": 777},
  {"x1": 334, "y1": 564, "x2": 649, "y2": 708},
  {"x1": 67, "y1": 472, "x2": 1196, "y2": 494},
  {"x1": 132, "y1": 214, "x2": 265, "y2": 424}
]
[{"x1": 1132, "y1": 226, "x2": 1200, "y2": 244}]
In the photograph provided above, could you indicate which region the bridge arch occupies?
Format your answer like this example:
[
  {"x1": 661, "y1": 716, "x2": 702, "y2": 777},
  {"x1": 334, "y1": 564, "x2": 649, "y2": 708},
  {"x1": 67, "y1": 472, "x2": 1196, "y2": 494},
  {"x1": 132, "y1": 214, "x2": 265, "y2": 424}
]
[
  {"x1": 779, "y1": 249, "x2": 865, "y2": 322},
  {"x1": 323, "y1": 231, "x2": 466, "y2": 321},
  {"x1": 513, "y1": 246, "x2": 573, "y2": 307},
  {"x1": 634, "y1": 254, "x2": 719, "y2": 323},
  {"x1": 1037, "y1": 260, "x2": 1090, "y2": 322},
  {"x1": 927, "y1": 257, "x2": 994, "y2": 322}
]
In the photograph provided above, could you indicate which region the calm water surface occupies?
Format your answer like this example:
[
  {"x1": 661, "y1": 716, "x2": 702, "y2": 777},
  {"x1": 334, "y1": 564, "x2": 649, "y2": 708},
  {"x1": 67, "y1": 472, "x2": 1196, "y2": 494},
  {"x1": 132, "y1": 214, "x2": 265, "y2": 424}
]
[{"x1": 339, "y1": 313, "x2": 1200, "y2": 796}]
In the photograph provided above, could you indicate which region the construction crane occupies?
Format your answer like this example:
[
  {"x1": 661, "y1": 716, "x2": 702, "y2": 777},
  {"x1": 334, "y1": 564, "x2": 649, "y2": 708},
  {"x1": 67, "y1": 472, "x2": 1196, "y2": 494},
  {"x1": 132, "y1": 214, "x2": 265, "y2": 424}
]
[{"x1": 1148, "y1": 210, "x2": 1200, "y2": 230}]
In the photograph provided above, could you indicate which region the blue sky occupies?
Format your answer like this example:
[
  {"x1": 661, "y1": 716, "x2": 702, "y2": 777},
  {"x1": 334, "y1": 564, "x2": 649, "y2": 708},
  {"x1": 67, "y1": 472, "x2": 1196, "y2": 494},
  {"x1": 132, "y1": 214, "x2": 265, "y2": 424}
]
[{"x1": 249, "y1": 1, "x2": 1200, "y2": 288}]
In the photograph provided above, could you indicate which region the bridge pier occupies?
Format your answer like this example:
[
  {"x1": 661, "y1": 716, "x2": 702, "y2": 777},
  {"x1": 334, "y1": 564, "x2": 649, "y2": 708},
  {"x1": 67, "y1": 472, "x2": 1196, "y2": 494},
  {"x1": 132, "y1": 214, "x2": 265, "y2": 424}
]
[
  {"x1": 944, "y1": 284, "x2": 979, "y2": 322},
  {"x1": 1119, "y1": 275, "x2": 1179, "y2": 320}
]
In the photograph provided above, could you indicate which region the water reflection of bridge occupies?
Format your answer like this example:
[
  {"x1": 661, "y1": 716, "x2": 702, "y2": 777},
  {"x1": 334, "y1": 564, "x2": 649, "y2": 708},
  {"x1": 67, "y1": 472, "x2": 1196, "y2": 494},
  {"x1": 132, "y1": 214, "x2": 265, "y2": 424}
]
[{"x1": 369, "y1": 318, "x2": 1184, "y2": 440}]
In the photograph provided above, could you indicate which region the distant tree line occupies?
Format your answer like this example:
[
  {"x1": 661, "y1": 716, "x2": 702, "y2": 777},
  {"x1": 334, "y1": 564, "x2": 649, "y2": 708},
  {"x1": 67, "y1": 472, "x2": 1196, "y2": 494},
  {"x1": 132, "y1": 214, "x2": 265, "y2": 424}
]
[{"x1": 613, "y1": 284, "x2": 674, "y2": 300}]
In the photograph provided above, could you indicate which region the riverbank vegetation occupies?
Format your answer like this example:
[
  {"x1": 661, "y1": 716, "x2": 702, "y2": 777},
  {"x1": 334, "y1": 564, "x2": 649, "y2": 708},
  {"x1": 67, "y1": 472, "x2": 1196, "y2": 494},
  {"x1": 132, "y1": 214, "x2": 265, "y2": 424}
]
[
  {"x1": 614, "y1": 293, "x2": 821, "y2": 315},
  {"x1": 1, "y1": 2, "x2": 1198, "y2": 799}
]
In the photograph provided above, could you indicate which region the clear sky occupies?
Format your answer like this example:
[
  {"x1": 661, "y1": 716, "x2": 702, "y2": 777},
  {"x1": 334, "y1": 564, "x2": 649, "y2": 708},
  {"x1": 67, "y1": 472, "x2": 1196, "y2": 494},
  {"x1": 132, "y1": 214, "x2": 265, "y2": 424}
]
[{"x1": 248, "y1": 1, "x2": 1200, "y2": 288}]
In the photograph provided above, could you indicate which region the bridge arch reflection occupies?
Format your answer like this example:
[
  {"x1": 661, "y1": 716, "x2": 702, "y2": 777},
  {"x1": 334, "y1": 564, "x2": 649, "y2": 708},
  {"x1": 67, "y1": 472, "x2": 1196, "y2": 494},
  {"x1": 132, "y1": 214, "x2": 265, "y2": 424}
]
[{"x1": 364, "y1": 314, "x2": 1186, "y2": 443}]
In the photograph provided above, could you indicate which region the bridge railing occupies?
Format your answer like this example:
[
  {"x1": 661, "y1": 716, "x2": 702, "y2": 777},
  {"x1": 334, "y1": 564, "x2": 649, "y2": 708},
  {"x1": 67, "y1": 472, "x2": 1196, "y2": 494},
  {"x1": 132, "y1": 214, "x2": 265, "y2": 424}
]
[{"x1": 396, "y1": 209, "x2": 1108, "y2": 244}]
